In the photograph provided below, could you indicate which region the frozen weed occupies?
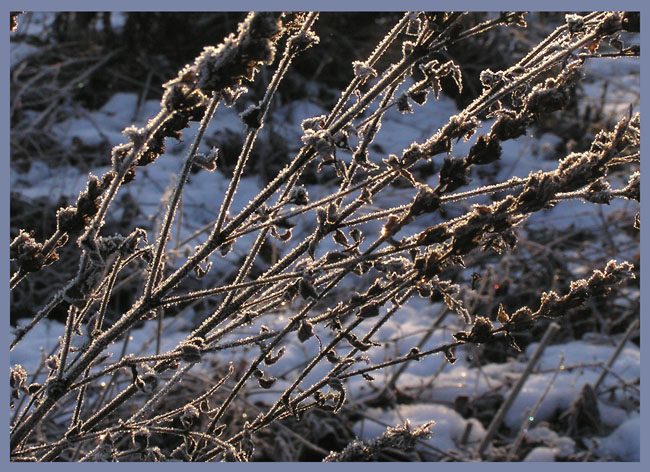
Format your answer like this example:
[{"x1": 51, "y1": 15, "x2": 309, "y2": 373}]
[{"x1": 10, "y1": 11, "x2": 639, "y2": 461}]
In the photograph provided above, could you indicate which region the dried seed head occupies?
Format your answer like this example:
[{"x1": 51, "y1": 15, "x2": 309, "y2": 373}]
[
  {"x1": 344, "y1": 333, "x2": 376, "y2": 352},
  {"x1": 302, "y1": 129, "x2": 336, "y2": 161},
  {"x1": 288, "y1": 28, "x2": 320, "y2": 54},
  {"x1": 299, "y1": 277, "x2": 319, "y2": 300},
  {"x1": 178, "y1": 338, "x2": 204, "y2": 363},
  {"x1": 194, "y1": 147, "x2": 219, "y2": 172},
  {"x1": 193, "y1": 12, "x2": 282, "y2": 94},
  {"x1": 240, "y1": 103, "x2": 264, "y2": 129},
  {"x1": 301, "y1": 114, "x2": 326, "y2": 132},
  {"x1": 264, "y1": 346, "x2": 286, "y2": 366},
  {"x1": 397, "y1": 94, "x2": 413, "y2": 114},
  {"x1": 416, "y1": 224, "x2": 451, "y2": 246},
  {"x1": 135, "y1": 366, "x2": 159, "y2": 395},
  {"x1": 257, "y1": 374, "x2": 277, "y2": 389},
  {"x1": 288, "y1": 185, "x2": 309, "y2": 205},
  {"x1": 122, "y1": 125, "x2": 147, "y2": 148},
  {"x1": 595, "y1": 12, "x2": 622, "y2": 36},
  {"x1": 584, "y1": 179, "x2": 612, "y2": 204},
  {"x1": 358, "y1": 303, "x2": 380, "y2": 319},
  {"x1": 45, "y1": 355, "x2": 60, "y2": 371},
  {"x1": 352, "y1": 61, "x2": 377, "y2": 79},
  {"x1": 565, "y1": 14, "x2": 586, "y2": 35},
  {"x1": 509, "y1": 307, "x2": 534, "y2": 331},
  {"x1": 349, "y1": 228, "x2": 363, "y2": 244},
  {"x1": 10, "y1": 365, "x2": 27, "y2": 390},
  {"x1": 537, "y1": 291, "x2": 562, "y2": 318},
  {"x1": 525, "y1": 86, "x2": 566, "y2": 114},
  {"x1": 179, "y1": 404, "x2": 200, "y2": 429},
  {"x1": 438, "y1": 156, "x2": 470, "y2": 193},
  {"x1": 219, "y1": 242, "x2": 233, "y2": 256},
  {"x1": 467, "y1": 317, "x2": 494, "y2": 344},
  {"x1": 297, "y1": 320, "x2": 314, "y2": 342},
  {"x1": 479, "y1": 68, "x2": 504, "y2": 89},
  {"x1": 45, "y1": 377, "x2": 66, "y2": 399},
  {"x1": 490, "y1": 112, "x2": 527, "y2": 142},
  {"x1": 131, "y1": 427, "x2": 150, "y2": 450},
  {"x1": 325, "y1": 349, "x2": 340, "y2": 363},
  {"x1": 407, "y1": 347, "x2": 422, "y2": 360},
  {"x1": 409, "y1": 184, "x2": 441, "y2": 216},
  {"x1": 466, "y1": 134, "x2": 502, "y2": 166}
]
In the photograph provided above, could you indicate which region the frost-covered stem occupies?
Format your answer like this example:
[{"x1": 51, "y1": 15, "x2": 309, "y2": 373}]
[
  {"x1": 10, "y1": 229, "x2": 63, "y2": 290},
  {"x1": 160, "y1": 271, "x2": 301, "y2": 306},
  {"x1": 328, "y1": 49, "x2": 426, "y2": 136},
  {"x1": 187, "y1": 226, "x2": 300, "y2": 339},
  {"x1": 81, "y1": 384, "x2": 139, "y2": 437},
  {"x1": 10, "y1": 350, "x2": 53, "y2": 430},
  {"x1": 342, "y1": 12, "x2": 506, "y2": 132},
  {"x1": 11, "y1": 292, "x2": 63, "y2": 350},
  {"x1": 221, "y1": 171, "x2": 385, "y2": 244},
  {"x1": 337, "y1": 338, "x2": 463, "y2": 381},
  {"x1": 133, "y1": 371, "x2": 231, "y2": 428},
  {"x1": 593, "y1": 318, "x2": 639, "y2": 392},
  {"x1": 341, "y1": 205, "x2": 410, "y2": 228},
  {"x1": 442, "y1": 177, "x2": 527, "y2": 203},
  {"x1": 267, "y1": 278, "x2": 413, "y2": 419},
  {"x1": 74, "y1": 351, "x2": 197, "y2": 389},
  {"x1": 178, "y1": 152, "x2": 345, "y2": 247},
  {"x1": 95, "y1": 253, "x2": 123, "y2": 335},
  {"x1": 70, "y1": 351, "x2": 189, "y2": 390},
  {"x1": 347, "y1": 284, "x2": 416, "y2": 355},
  {"x1": 213, "y1": 14, "x2": 317, "y2": 235},
  {"x1": 154, "y1": 146, "x2": 312, "y2": 299},
  {"x1": 56, "y1": 305, "x2": 78, "y2": 378},
  {"x1": 155, "y1": 16, "x2": 431, "y2": 298},
  {"x1": 154, "y1": 308, "x2": 164, "y2": 356},
  {"x1": 325, "y1": 12, "x2": 411, "y2": 126},
  {"x1": 343, "y1": 80, "x2": 400, "y2": 190},
  {"x1": 213, "y1": 185, "x2": 397, "y2": 332},
  {"x1": 553, "y1": 183, "x2": 637, "y2": 203},
  {"x1": 213, "y1": 126, "x2": 261, "y2": 235},
  {"x1": 342, "y1": 175, "x2": 525, "y2": 228},
  {"x1": 519, "y1": 11, "x2": 601, "y2": 68},
  {"x1": 211, "y1": 171, "x2": 397, "y2": 329},
  {"x1": 11, "y1": 395, "x2": 57, "y2": 451},
  {"x1": 128, "y1": 364, "x2": 193, "y2": 423},
  {"x1": 69, "y1": 365, "x2": 93, "y2": 440},
  {"x1": 11, "y1": 293, "x2": 154, "y2": 449},
  {"x1": 34, "y1": 229, "x2": 64, "y2": 266},
  {"x1": 219, "y1": 229, "x2": 270, "y2": 314},
  {"x1": 202, "y1": 277, "x2": 332, "y2": 435},
  {"x1": 478, "y1": 322, "x2": 561, "y2": 457},
  {"x1": 234, "y1": 284, "x2": 416, "y2": 447},
  {"x1": 197, "y1": 264, "x2": 389, "y2": 458},
  {"x1": 464, "y1": 15, "x2": 612, "y2": 118},
  {"x1": 144, "y1": 93, "x2": 220, "y2": 300},
  {"x1": 326, "y1": 16, "x2": 470, "y2": 136},
  {"x1": 195, "y1": 237, "x2": 314, "y2": 346},
  {"x1": 9, "y1": 269, "x2": 27, "y2": 290},
  {"x1": 81, "y1": 108, "x2": 172, "y2": 245}
]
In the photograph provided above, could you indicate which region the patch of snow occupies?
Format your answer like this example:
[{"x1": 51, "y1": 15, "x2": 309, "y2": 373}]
[
  {"x1": 523, "y1": 446, "x2": 558, "y2": 461},
  {"x1": 596, "y1": 415, "x2": 640, "y2": 461}
]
